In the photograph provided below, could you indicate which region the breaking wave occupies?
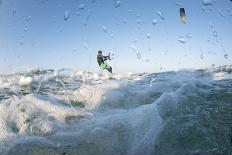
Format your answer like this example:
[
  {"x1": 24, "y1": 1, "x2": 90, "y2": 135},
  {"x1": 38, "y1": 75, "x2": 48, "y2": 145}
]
[{"x1": 0, "y1": 67, "x2": 232, "y2": 155}]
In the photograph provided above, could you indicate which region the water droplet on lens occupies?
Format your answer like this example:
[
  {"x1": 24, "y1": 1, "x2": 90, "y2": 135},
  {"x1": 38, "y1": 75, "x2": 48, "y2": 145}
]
[
  {"x1": 136, "y1": 18, "x2": 142, "y2": 25},
  {"x1": 20, "y1": 40, "x2": 24, "y2": 45},
  {"x1": 131, "y1": 45, "x2": 142, "y2": 59},
  {"x1": 200, "y1": 53, "x2": 204, "y2": 59},
  {"x1": 186, "y1": 33, "x2": 192, "y2": 38},
  {"x1": 178, "y1": 37, "x2": 187, "y2": 44},
  {"x1": 136, "y1": 52, "x2": 141, "y2": 59},
  {"x1": 203, "y1": 0, "x2": 213, "y2": 5},
  {"x1": 24, "y1": 26, "x2": 28, "y2": 32},
  {"x1": 213, "y1": 31, "x2": 218, "y2": 37},
  {"x1": 75, "y1": 11, "x2": 81, "y2": 16},
  {"x1": 26, "y1": 16, "x2": 31, "y2": 22},
  {"x1": 146, "y1": 33, "x2": 151, "y2": 39},
  {"x1": 133, "y1": 39, "x2": 138, "y2": 43},
  {"x1": 150, "y1": 78, "x2": 156, "y2": 87},
  {"x1": 157, "y1": 11, "x2": 164, "y2": 20},
  {"x1": 12, "y1": 8, "x2": 16, "y2": 14},
  {"x1": 218, "y1": 8, "x2": 226, "y2": 17},
  {"x1": 102, "y1": 26, "x2": 108, "y2": 33},
  {"x1": 83, "y1": 10, "x2": 91, "y2": 27},
  {"x1": 114, "y1": 0, "x2": 121, "y2": 8},
  {"x1": 152, "y1": 19, "x2": 157, "y2": 26},
  {"x1": 176, "y1": 2, "x2": 181, "y2": 6},
  {"x1": 202, "y1": 6, "x2": 206, "y2": 12},
  {"x1": 79, "y1": 4, "x2": 85, "y2": 10},
  {"x1": 209, "y1": 21, "x2": 213, "y2": 29},
  {"x1": 64, "y1": 10, "x2": 69, "y2": 21},
  {"x1": 83, "y1": 42, "x2": 89, "y2": 50},
  {"x1": 224, "y1": 53, "x2": 228, "y2": 59},
  {"x1": 72, "y1": 48, "x2": 78, "y2": 53},
  {"x1": 122, "y1": 19, "x2": 127, "y2": 24}
]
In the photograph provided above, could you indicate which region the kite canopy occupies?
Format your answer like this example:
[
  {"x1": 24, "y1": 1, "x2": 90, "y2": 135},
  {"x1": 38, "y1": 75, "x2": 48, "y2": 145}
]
[{"x1": 180, "y1": 8, "x2": 188, "y2": 23}]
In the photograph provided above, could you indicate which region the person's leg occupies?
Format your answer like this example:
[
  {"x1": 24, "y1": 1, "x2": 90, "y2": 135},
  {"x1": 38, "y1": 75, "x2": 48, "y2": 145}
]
[
  {"x1": 100, "y1": 63, "x2": 112, "y2": 73},
  {"x1": 106, "y1": 65, "x2": 112, "y2": 73},
  {"x1": 108, "y1": 66, "x2": 112, "y2": 73},
  {"x1": 100, "y1": 63, "x2": 107, "y2": 70}
]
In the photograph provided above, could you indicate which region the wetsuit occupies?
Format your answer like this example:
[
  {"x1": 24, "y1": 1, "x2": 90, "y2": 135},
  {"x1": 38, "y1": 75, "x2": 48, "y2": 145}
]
[{"x1": 97, "y1": 53, "x2": 112, "y2": 73}]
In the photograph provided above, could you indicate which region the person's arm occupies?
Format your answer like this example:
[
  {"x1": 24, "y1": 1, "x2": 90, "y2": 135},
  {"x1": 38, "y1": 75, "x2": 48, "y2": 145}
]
[{"x1": 103, "y1": 55, "x2": 109, "y2": 61}]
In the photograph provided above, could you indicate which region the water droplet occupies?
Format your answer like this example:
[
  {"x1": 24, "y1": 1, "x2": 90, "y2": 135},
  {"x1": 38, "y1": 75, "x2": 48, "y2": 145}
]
[
  {"x1": 83, "y1": 19, "x2": 87, "y2": 27},
  {"x1": 75, "y1": 11, "x2": 81, "y2": 16},
  {"x1": 79, "y1": 4, "x2": 85, "y2": 10},
  {"x1": 131, "y1": 45, "x2": 142, "y2": 59},
  {"x1": 12, "y1": 8, "x2": 16, "y2": 14},
  {"x1": 213, "y1": 31, "x2": 218, "y2": 37},
  {"x1": 186, "y1": 33, "x2": 192, "y2": 38},
  {"x1": 157, "y1": 11, "x2": 164, "y2": 20},
  {"x1": 83, "y1": 10, "x2": 91, "y2": 27},
  {"x1": 146, "y1": 33, "x2": 151, "y2": 39},
  {"x1": 218, "y1": 9, "x2": 226, "y2": 17},
  {"x1": 136, "y1": 18, "x2": 142, "y2": 25},
  {"x1": 133, "y1": 39, "x2": 138, "y2": 43},
  {"x1": 41, "y1": 0, "x2": 48, "y2": 4},
  {"x1": 20, "y1": 40, "x2": 24, "y2": 45},
  {"x1": 24, "y1": 26, "x2": 28, "y2": 32},
  {"x1": 203, "y1": 0, "x2": 213, "y2": 5},
  {"x1": 122, "y1": 19, "x2": 127, "y2": 24},
  {"x1": 128, "y1": 9, "x2": 134, "y2": 13},
  {"x1": 176, "y1": 2, "x2": 181, "y2": 6},
  {"x1": 26, "y1": 16, "x2": 31, "y2": 22},
  {"x1": 224, "y1": 54, "x2": 228, "y2": 59},
  {"x1": 209, "y1": 21, "x2": 213, "y2": 29},
  {"x1": 200, "y1": 53, "x2": 204, "y2": 59},
  {"x1": 114, "y1": 0, "x2": 121, "y2": 8},
  {"x1": 209, "y1": 7, "x2": 213, "y2": 12},
  {"x1": 72, "y1": 48, "x2": 78, "y2": 53},
  {"x1": 145, "y1": 59, "x2": 150, "y2": 63},
  {"x1": 102, "y1": 26, "x2": 108, "y2": 33},
  {"x1": 136, "y1": 13, "x2": 140, "y2": 18},
  {"x1": 83, "y1": 42, "x2": 89, "y2": 50},
  {"x1": 164, "y1": 50, "x2": 168, "y2": 55},
  {"x1": 136, "y1": 53, "x2": 141, "y2": 59},
  {"x1": 152, "y1": 19, "x2": 158, "y2": 26},
  {"x1": 202, "y1": 6, "x2": 206, "y2": 12},
  {"x1": 110, "y1": 33, "x2": 114, "y2": 38},
  {"x1": 64, "y1": 10, "x2": 69, "y2": 21},
  {"x1": 178, "y1": 37, "x2": 187, "y2": 44},
  {"x1": 150, "y1": 78, "x2": 156, "y2": 87}
]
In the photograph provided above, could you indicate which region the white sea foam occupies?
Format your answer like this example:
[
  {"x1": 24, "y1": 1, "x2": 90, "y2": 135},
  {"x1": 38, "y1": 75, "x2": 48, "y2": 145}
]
[{"x1": 0, "y1": 67, "x2": 231, "y2": 154}]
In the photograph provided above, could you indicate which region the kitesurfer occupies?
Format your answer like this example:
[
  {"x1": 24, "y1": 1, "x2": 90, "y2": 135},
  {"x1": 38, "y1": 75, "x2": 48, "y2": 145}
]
[{"x1": 97, "y1": 50, "x2": 112, "y2": 73}]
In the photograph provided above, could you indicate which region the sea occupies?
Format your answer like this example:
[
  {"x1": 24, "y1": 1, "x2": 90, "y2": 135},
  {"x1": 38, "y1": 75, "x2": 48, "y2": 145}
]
[{"x1": 0, "y1": 66, "x2": 231, "y2": 155}]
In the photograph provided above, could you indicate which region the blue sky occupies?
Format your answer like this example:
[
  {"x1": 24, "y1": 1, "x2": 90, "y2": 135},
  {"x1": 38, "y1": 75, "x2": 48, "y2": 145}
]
[{"x1": 0, "y1": 0, "x2": 231, "y2": 73}]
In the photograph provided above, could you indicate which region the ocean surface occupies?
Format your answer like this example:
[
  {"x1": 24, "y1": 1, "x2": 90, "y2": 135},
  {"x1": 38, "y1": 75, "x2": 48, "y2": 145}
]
[{"x1": 0, "y1": 67, "x2": 232, "y2": 155}]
